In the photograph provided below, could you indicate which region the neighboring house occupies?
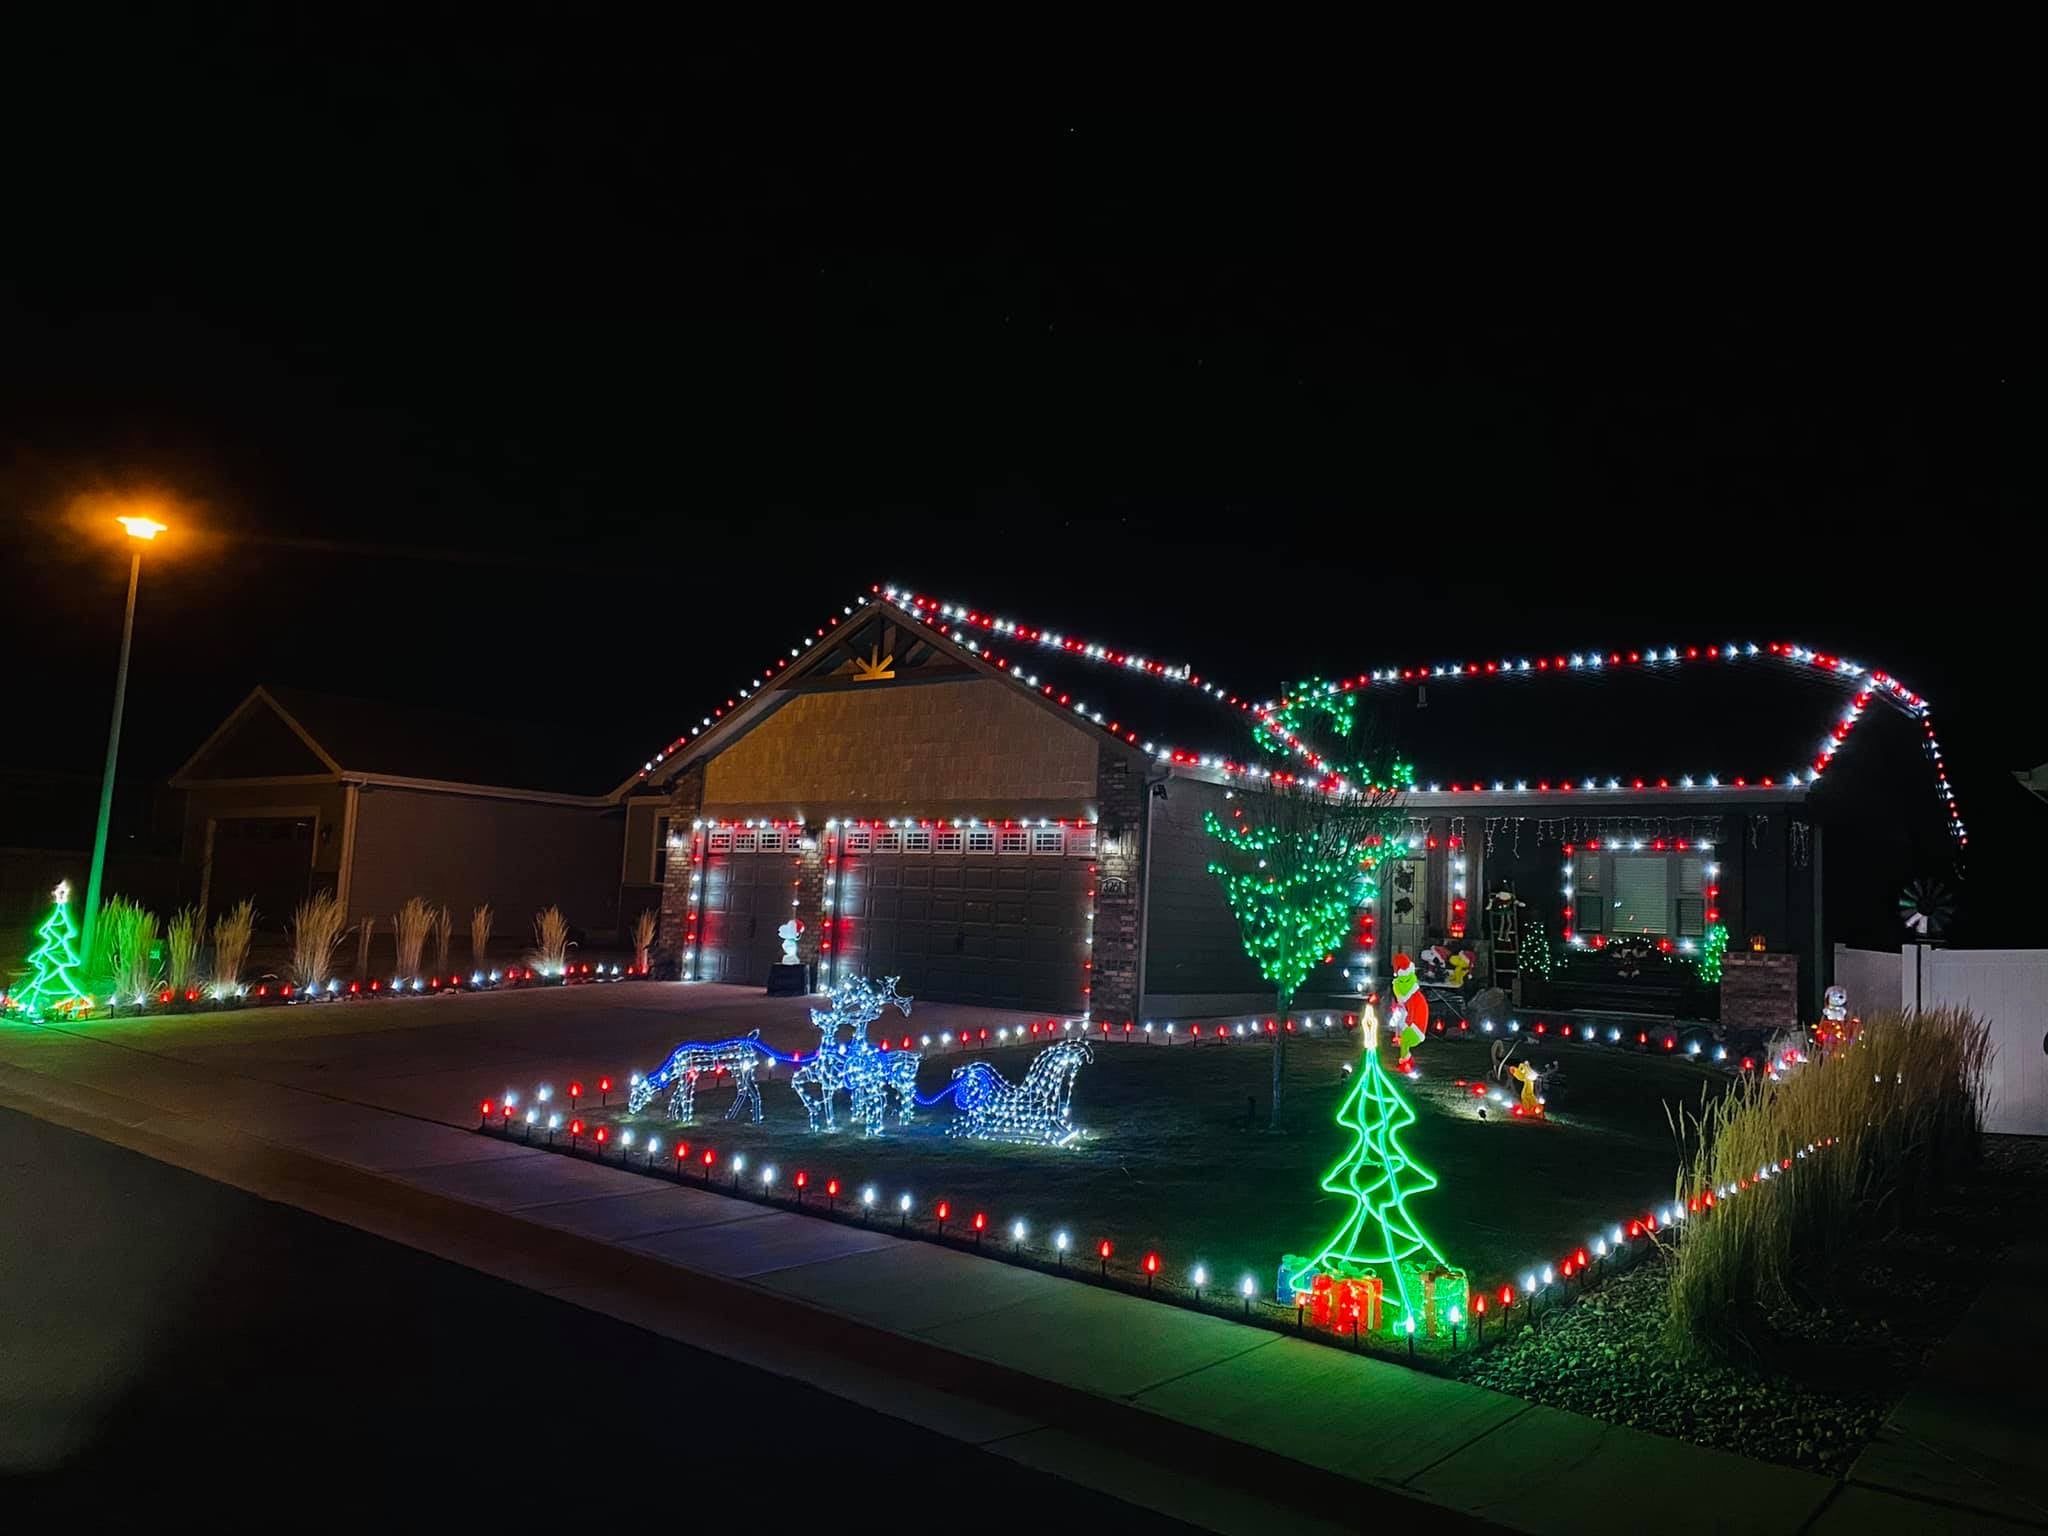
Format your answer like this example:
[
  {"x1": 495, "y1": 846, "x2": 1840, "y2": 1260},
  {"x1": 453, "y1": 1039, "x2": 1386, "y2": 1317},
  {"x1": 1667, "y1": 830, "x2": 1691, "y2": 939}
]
[
  {"x1": 172, "y1": 687, "x2": 624, "y2": 942},
  {"x1": 614, "y1": 585, "x2": 1967, "y2": 1026}
]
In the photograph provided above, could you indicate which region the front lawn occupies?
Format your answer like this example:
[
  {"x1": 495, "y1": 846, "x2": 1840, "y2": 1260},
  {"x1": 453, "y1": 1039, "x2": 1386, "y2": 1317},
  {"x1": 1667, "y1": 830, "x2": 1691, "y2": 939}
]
[{"x1": 581, "y1": 1027, "x2": 1723, "y2": 1300}]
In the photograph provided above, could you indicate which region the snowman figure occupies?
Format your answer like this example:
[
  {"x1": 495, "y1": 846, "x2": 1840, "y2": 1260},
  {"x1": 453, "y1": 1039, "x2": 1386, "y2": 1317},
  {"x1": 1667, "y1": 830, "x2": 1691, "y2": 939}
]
[
  {"x1": 777, "y1": 918, "x2": 804, "y2": 965},
  {"x1": 1388, "y1": 952, "x2": 1430, "y2": 1069}
]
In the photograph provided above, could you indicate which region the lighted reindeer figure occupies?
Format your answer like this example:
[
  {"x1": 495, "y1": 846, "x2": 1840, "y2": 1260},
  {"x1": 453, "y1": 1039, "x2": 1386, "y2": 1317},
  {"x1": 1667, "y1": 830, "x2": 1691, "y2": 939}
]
[
  {"x1": 792, "y1": 976, "x2": 916, "y2": 1133},
  {"x1": 629, "y1": 1029, "x2": 770, "y2": 1123},
  {"x1": 947, "y1": 1039, "x2": 1093, "y2": 1145}
]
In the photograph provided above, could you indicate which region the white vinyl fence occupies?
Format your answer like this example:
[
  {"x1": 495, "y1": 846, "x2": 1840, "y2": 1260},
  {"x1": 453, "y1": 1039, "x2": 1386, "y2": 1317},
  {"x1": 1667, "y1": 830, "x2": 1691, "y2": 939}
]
[{"x1": 1835, "y1": 943, "x2": 2048, "y2": 1136}]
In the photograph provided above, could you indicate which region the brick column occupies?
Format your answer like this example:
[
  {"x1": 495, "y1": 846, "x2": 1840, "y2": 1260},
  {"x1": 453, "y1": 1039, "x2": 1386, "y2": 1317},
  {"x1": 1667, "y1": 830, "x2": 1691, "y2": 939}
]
[
  {"x1": 1091, "y1": 747, "x2": 1145, "y2": 1023},
  {"x1": 793, "y1": 828, "x2": 826, "y2": 991},
  {"x1": 655, "y1": 762, "x2": 706, "y2": 975}
]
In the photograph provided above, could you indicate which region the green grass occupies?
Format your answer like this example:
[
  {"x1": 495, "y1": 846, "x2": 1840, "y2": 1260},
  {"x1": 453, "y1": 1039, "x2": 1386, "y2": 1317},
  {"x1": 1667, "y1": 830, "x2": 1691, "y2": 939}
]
[{"x1": 616, "y1": 1033, "x2": 1725, "y2": 1294}]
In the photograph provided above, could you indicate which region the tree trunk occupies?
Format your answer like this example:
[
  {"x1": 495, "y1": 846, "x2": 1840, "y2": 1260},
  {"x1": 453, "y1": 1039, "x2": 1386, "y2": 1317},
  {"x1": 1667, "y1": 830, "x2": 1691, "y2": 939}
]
[{"x1": 1269, "y1": 986, "x2": 1290, "y2": 1131}]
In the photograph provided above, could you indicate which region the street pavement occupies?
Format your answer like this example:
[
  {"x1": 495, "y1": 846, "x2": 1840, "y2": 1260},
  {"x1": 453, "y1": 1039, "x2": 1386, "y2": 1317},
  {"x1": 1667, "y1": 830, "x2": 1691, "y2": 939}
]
[{"x1": 0, "y1": 1104, "x2": 1196, "y2": 1525}]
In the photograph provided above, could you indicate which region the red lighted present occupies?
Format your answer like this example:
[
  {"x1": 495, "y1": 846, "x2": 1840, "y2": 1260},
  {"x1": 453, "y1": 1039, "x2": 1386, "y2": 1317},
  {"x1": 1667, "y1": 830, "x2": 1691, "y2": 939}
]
[{"x1": 1295, "y1": 1271, "x2": 1384, "y2": 1332}]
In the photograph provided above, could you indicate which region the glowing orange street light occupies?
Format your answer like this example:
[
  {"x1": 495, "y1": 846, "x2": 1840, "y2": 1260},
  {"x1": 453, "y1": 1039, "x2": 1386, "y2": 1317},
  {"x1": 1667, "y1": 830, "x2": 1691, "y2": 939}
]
[{"x1": 117, "y1": 515, "x2": 167, "y2": 541}]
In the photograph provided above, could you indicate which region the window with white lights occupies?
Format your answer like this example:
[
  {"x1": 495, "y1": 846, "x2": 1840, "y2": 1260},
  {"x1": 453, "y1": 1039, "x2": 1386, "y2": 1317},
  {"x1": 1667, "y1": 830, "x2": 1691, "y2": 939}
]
[{"x1": 1574, "y1": 850, "x2": 1706, "y2": 938}]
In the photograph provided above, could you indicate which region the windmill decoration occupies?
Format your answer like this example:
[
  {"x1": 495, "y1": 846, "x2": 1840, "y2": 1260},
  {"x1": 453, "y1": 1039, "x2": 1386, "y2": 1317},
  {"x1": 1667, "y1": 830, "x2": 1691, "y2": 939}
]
[{"x1": 1899, "y1": 878, "x2": 1955, "y2": 940}]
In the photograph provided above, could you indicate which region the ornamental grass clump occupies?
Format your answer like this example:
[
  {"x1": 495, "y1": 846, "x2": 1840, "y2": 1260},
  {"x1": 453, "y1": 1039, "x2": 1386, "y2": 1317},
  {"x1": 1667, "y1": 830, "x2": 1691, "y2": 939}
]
[
  {"x1": 211, "y1": 900, "x2": 255, "y2": 999},
  {"x1": 110, "y1": 902, "x2": 160, "y2": 1005},
  {"x1": 392, "y1": 896, "x2": 435, "y2": 981},
  {"x1": 430, "y1": 903, "x2": 452, "y2": 976},
  {"x1": 288, "y1": 892, "x2": 349, "y2": 991},
  {"x1": 164, "y1": 905, "x2": 204, "y2": 997},
  {"x1": 529, "y1": 905, "x2": 570, "y2": 977},
  {"x1": 632, "y1": 909, "x2": 657, "y2": 973},
  {"x1": 1665, "y1": 1007, "x2": 1989, "y2": 1361},
  {"x1": 469, "y1": 904, "x2": 493, "y2": 970}
]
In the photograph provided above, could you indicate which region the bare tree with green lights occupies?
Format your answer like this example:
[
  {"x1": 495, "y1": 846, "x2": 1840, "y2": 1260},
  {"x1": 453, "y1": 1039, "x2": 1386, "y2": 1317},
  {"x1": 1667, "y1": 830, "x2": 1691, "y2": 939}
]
[{"x1": 1206, "y1": 681, "x2": 1409, "y2": 1130}]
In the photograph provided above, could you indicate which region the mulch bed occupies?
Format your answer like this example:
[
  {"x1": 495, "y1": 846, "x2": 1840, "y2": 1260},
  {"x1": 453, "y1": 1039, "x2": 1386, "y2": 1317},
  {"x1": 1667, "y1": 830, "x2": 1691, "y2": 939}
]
[{"x1": 1455, "y1": 1134, "x2": 2048, "y2": 1474}]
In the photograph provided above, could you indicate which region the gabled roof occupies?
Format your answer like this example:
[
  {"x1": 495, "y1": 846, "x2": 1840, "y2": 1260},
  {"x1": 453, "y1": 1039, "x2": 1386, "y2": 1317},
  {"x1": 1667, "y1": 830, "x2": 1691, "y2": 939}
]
[
  {"x1": 623, "y1": 582, "x2": 1966, "y2": 850},
  {"x1": 624, "y1": 590, "x2": 1167, "y2": 797},
  {"x1": 176, "y1": 686, "x2": 619, "y2": 800}
]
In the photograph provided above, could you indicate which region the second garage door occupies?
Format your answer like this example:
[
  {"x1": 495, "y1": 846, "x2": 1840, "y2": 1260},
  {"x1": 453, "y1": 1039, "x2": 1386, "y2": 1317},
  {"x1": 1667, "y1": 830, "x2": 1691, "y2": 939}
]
[
  {"x1": 834, "y1": 823, "x2": 1092, "y2": 1012},
  {"x1": 700, "y1": 829, "x2": 799, "y2": 986}
]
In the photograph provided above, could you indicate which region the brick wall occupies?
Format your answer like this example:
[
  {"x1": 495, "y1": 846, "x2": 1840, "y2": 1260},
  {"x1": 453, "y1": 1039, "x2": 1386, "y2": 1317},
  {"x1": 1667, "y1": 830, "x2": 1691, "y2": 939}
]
[
  {"x1": 701, "y1": 677, "x2": 1097, "y2": 811},
  {"x1": 1721, "y1": 951, "x2": 1799, "y2": 1034},
  {"x1": 655, "y1": 761, "x2": 706, "y2": 973},
  {"x1": 1091, "y1": 746, "x2": 1145, "y2": 1022}
]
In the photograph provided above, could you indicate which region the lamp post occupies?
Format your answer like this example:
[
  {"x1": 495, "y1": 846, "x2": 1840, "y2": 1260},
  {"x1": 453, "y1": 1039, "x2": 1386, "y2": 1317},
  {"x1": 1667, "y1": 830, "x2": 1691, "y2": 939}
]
[{"x1": 80, "y1": 513, "x2": 167, "y2": 962}]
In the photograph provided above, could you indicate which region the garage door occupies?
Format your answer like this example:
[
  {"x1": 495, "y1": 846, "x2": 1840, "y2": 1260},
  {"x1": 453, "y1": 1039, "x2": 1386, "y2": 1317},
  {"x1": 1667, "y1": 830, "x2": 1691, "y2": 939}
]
[
  {"x1": 700, "y1": 827, "x2": 799, "y2": 986},
  {"x1": 834, "y1": 822, "x2": 1093, "y2": 1011}
]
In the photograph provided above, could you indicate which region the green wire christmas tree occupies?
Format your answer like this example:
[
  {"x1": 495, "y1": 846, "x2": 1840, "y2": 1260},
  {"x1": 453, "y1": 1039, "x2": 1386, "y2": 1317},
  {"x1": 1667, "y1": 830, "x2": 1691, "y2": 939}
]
[
  {"x1": 10, "y1": 881, "x2": 89, "y2": 1018},
  {"x1": 1285, "y1": 1007, "x2": 1452, "y2": 1326}
]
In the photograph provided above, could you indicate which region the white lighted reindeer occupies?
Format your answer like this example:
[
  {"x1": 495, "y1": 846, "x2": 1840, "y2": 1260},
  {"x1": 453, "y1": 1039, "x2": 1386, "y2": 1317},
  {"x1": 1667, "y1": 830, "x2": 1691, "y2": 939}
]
[
  {"x1": 946, "y1": 1039, "x2": 1092, "y2": 1146},
  {"x1": 628, "y1": 1029, "x2": 770, "y2": 1123},
  {"x1": 792, "y1": 976, "x2": 918, "y2": 1134}
]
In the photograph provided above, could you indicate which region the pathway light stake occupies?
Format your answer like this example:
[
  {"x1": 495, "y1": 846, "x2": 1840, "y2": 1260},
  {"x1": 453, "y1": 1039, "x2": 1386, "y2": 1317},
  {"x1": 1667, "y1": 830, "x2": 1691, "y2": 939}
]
[
  {"x1": 973, "y1": 1212, "x2": 987, "y2": 1248},
  {"x1": 1241, "y1": 1275, "x2": 1255, "y2": 1317},
  {"x1": 598, "y1": 1076, "x2": 612, "y2": 1108},
  {"x1": 730, "y1": 1154, "x2": 745, "y2": 1189},
  {"x1": 898, "y1": 1193, "x2": 912, "y2": 1232},
  {"x1": 1097, "y1": 1239, "x2": 1112, "y2": 1279},
  {"x1": 826, "y1": 1178, "x2": 840, "y2": 1213}
]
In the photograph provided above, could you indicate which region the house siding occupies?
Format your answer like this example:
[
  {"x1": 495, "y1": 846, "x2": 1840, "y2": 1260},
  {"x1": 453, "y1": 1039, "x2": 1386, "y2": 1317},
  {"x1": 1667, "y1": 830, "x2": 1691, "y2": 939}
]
[
  {"x1": 347, "y1": 785, "x2": 624, "y2": 940},
  {"x1": 1140, "y1": 775, "x2": 1275, "y2": 1012},
  {"x1": 700, "y1": 676, "x2": 1098, "y2": 815}
]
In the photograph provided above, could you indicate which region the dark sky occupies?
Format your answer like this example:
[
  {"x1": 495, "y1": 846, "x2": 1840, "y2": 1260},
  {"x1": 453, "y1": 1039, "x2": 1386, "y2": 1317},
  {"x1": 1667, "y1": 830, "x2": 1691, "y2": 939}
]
[{"x1": 3, "y1": 17, "x2": 2040, "y2": 928}]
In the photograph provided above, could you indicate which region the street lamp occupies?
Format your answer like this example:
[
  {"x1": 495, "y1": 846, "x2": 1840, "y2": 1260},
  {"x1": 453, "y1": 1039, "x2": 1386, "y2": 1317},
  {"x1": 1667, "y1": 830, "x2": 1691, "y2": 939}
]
[{"x1": 81, "y1": 512, "x2": 167, "y2": 961}]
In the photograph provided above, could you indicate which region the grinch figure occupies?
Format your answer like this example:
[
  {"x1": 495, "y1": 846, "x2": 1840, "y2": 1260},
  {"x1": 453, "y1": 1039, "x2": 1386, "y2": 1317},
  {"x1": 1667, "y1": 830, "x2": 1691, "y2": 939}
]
[{"x1": 1388, "y1": 952, "x2": 1430, "y2": 1068}]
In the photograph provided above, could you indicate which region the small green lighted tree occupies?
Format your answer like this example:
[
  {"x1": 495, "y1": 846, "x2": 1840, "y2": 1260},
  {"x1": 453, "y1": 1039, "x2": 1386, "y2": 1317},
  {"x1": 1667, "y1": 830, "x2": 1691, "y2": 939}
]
[
  {"x1": 1285, "y1": 1006, "x2": 1452, "y2": 1323},
  {"x1": 1207, "y1": 680, "x2": 1410, "y2": 1129},
  {"x1": 12, "y1": 881, "x2": 89, "y2": 1018}
]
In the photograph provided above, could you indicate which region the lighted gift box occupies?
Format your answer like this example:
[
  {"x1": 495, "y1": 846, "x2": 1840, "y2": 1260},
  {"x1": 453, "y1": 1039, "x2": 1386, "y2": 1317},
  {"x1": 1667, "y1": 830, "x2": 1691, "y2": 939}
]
[{"x1": 1293, "y1": 1270, "x2": 1384, "y2": 1332}]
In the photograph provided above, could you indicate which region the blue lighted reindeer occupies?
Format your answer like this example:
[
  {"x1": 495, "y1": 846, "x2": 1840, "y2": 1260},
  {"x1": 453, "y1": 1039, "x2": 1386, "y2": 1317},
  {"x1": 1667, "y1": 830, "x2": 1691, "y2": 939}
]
[
  {"x1": 792, "y1": 976, "x2": 919, "y2": 1134},
  {"x1": 628, "y1": 1029, "x2": 774, "y2": 1123}
]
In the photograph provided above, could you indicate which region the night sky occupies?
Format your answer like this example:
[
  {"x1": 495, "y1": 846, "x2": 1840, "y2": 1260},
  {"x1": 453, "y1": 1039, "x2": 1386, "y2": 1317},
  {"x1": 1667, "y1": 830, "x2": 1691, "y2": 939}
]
[{"x1": 4, "y1": 20, "x2": 2039, "y2": 936}]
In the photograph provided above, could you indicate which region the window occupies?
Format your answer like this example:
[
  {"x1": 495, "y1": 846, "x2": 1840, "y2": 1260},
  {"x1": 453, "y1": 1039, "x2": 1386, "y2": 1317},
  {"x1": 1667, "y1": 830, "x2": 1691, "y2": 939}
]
[
  {"x1": 757, "y1": 826, "x2": 786, "y2": 853},
  {"x1": 708, "y1": 828, "x2": 734, "y2": 853},
  {"x1": 1577, "y1": 850, "x2": 1707, "y2": 938},
  {"x1": 999, "y1": 829, "x2": 1029, "y2": 855},
  {"x1": 935, "y1": 828, "x2": 964, "y2": 854},
  {"x1": 903, "y1": 828, "x2": 933, "y2": 853},
  {"x1": 1610, "y1": 855, "x2": 1668, "y2": 935},
  {"x1": 966, "y1": 827, "x2": 997, "y2": 854},
  {"x1": 1069, "y1": 824, "x2": 1099, "y2": 857},
  {"x1": 1031, "y1": 827, "x2": 1065, "y2": 855},
  {"x1": 843, "y1": 826, "x2": 873, "y2": 853},
  {"x1": 652, "y1": 815, "x2": 672, "y2": 885},
  {"x1": 876, "y1": 828, "x2": 903, "y2": 852}
]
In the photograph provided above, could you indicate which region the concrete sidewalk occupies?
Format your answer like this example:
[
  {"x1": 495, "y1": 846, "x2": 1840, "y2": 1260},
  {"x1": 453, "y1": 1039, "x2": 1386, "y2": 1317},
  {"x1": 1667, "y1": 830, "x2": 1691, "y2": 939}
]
[{"x1": 0, "y1": 998, "x2": 2027, "y2": 1536}]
